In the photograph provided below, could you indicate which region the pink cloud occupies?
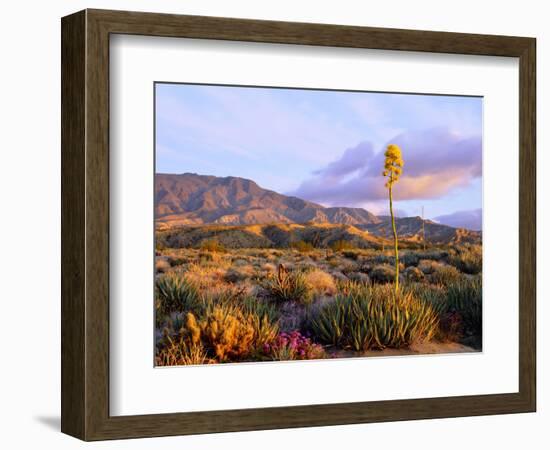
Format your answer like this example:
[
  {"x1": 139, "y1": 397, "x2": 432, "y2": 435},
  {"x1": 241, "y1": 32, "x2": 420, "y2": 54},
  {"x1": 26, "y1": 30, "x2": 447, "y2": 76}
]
[{"x1": 292, "y1": 127, "x2": 481, "y2": 206}]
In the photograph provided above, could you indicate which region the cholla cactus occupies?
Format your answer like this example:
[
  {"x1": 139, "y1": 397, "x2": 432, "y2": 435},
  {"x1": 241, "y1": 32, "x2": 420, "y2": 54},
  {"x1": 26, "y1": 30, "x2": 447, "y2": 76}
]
[{"x1": 382, "y1": 144, "x2": 404, "y2": 293}]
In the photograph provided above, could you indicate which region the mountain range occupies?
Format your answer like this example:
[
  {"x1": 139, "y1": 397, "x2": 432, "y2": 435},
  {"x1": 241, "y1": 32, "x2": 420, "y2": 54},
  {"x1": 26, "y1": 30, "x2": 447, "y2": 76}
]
[
  {"x1": 155, "y1": 173, "x2": 481, "y2": 245},
  {"x1": 156, "y1": 173, "x2": 379, "y2": 226}
]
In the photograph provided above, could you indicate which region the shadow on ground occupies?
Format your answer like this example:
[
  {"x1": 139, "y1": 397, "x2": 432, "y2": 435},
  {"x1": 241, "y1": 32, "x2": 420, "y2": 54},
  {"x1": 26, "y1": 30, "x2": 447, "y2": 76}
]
[{"x1": 34, "y1": 415, "x2": 60, "y2": 431}]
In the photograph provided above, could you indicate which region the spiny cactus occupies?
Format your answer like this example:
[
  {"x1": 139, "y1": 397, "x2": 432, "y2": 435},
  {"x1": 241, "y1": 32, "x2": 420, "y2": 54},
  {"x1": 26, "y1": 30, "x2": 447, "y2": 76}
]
[{"x1": 172, "y1": 304, "x2": 279, "y2": 362}]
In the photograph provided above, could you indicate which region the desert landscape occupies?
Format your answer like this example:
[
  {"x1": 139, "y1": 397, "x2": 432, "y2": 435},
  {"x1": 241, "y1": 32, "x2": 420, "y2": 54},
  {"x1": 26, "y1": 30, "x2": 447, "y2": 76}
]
[
  {"x1": 154, "y1": 173, "x2": 482, "y2": 366},
  {"x1": 153, "y1": 83, "x2": 483, "y2": 365}
]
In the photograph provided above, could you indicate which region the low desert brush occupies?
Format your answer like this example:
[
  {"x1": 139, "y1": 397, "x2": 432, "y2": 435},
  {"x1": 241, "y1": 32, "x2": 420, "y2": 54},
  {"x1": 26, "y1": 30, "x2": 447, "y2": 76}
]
[
  {"x1": 199, "y1": 239, "x2": 227, "y2": 253},
  {"x1": 304, "y1": 269, "x2": 337, "y2": 296},
  {"x1": 430, "y1": 264, "x2": 461, "y2": 285},
  {"x1": 155, "y1": 257, "x2": 171, "y2": 273},
  {"x1": 290, "y1": 240, "x2": 315, "y2": 253},
  {"x1": 369, "y1": 264, "x2": 396, "y2": 284},
  {"x1": 448, "y1": 244, "x2": 482, "y2": 275},
  {"x1": 330, "y1": 240, "x2": 355, "y2": 252},
  {"x1": 155, "y1": 335, "x2": 208, "y2": 366}
]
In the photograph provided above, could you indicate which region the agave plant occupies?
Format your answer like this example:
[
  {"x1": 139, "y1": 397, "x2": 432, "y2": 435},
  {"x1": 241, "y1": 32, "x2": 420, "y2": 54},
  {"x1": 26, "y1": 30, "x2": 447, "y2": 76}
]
[
  {"x1": 445, "y1": 276, "x2": 482, "y2": 337},
  {"x1": 311, "y1": 284, "x2": 439, "y2": 351},
  {"x1": 155, "y1": 272, "x2": 200, "y2": 317},
  {"x1": 262, "y1": 264, "x2": 313, "y2": 304},
  {"x1": 382, "y1": 144, "x2": 404, "y2": 293}
]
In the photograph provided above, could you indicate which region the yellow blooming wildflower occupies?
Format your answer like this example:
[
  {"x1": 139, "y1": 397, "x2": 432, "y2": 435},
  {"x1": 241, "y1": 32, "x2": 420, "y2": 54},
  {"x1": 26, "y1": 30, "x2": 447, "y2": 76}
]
[
  {"x1": 382, "y1": 144, "x2": 404, "y2": 294},
  {"x1": 383, "y1": 144, "x2": 404, "y2": 188}
]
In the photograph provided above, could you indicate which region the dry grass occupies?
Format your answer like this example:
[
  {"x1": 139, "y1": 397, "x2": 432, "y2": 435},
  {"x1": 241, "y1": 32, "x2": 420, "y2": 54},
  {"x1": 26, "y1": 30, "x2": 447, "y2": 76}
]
[{"x1": 304, "y1": 269, "x2": 337, "y2": 296}]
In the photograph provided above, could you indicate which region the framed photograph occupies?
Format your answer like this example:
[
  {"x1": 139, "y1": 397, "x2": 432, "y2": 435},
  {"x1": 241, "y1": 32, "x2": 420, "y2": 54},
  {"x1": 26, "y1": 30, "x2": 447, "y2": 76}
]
[{"x1": 61, "y1": 9, "x2": 536, "y2": 441}]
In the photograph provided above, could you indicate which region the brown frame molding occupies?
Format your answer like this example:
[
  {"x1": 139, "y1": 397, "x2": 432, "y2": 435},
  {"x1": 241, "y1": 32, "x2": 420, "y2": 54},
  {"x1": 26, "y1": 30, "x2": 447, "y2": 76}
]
[{"x1": 61, "y1": 9, "x2": 536, "y2": 441}]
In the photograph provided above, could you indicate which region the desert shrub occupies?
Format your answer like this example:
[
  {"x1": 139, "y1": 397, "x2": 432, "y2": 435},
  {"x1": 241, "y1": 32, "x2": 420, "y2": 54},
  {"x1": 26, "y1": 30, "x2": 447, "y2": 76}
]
[
  {"x1": 404, "y1": 266, "x2": 425, "y2": 283},
  {"x1": 247, "y1": 249, "x2": 271, "y2": 258},
  {"x1": 448, "y1": 245, "x2": 482, "y2": 275},
  {"x1": 369, "y1": 264, "x2": 395, "y2": 283},
  {"x1": 359, "y1": 261, "x2": 374, "y2": 274},
  {"x1": 416, "y1": 250, "x2": 448, "y2": 261},
  {"x1": 310, "y1": 284, "x2": 438, "y2": 351},
  {"x1": 374, "y1": 254, "x2": 393, "y2": 265},
  {"x1": 402, "y1": 250, "x2": 449, "y2": 266},
  {"x1": 330, "y1": 240, "x2": 355, "y2": 252},
  {"x1": 232, "y1": 257, "x2": 251, "y2": 267},
  {"x1": 342, "y1": 250, "x2": 362, "y2": 260},
  {"x1": 155, "y1": 257, "x2": 171, "y2": 273},
  {"x1": 261, "y1": 262, "x2": 277, "y2": 273},
  {"x1": 262, "y1": 265, "x2": 313, "y2": 304},
  {"x1": 169, "y1": 256, "x2": 187, "y2": 267},
  {"x1": 155, "y1": 273, "x2": 200, "y2": 317},
  {"x1": 155, "y1": 336, "x2": 208, "y2": 366},
  {"x1": 198, "y1": 251, "x2": 222, "y2": 264},
  {"x1": 263, "y1": 331, "x2": 326, "y2": 361},
  {"x1": 339, "y1": 260, "x2": 360, "y2": 275},
  {"x1": 430, "y1": 264, "x2": 461, "y2": 285},
  {"x1": 417, "y1": 259, "x2": 442, "y2": 275},
  {"x1": 184, "y1": 263, "x2": 228, "y2": 289},
  {"x1": 400, "y1": 252, "x2": 420, "y2": 267},
  {"x1": 304, "y1": 269, "x2": 337, "y2": 296},
  {"x1": 155, "y1": 235, "x2": 168, "y2": 251},
  {"x1": 224, "y1": 267, "x2": 253, "y2": 284},
  {"x1": 347, "y1": 272, "x2": 370, "y2": 284},
  {"x1": 290, "y1": 240, "x2": 315, "y2": 252},
  {"x1": 330, "y1": 271, "x2": 348, "y2": 282},
  {"x1": 199, "y1": 239, "x2": 226, "y2": 253}
]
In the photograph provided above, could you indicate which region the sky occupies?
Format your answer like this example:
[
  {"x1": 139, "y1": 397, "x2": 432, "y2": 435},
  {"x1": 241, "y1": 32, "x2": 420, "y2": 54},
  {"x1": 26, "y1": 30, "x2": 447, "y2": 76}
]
[{"x1": 155, "y1": 83, "x2": 482, "y2": 220}]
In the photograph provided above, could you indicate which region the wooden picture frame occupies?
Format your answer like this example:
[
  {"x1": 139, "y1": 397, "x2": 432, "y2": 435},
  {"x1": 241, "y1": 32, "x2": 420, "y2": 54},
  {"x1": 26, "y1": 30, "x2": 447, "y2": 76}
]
[{"x1": 61, "y1": 9, "x2": 536, "y2": 441}]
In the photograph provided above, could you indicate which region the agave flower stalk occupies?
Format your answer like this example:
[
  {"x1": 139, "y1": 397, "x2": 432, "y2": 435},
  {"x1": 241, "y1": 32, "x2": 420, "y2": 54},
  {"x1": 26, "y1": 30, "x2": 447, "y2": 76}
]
[{"x1": 382, "y1": 144, "x2": 404, "y2": 294}]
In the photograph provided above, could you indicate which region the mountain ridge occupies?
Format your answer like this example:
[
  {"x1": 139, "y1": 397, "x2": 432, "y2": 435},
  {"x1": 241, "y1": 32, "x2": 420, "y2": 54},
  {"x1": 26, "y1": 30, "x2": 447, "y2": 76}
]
[
  {"x1": 155, "y1": 173, "x2": 481, "y2": 245},
  {"x1": 156, "y1": 172, "x2": 380, "y2": 227}
]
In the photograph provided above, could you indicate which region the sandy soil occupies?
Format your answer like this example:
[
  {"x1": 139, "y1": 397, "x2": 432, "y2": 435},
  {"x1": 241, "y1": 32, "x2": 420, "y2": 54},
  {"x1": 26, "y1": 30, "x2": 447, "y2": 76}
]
[
  {"x1": 327, "y1": 341, "x2": 478, "y2": 359},
  {"x1": 365, "y1": 341, "x2": 478, "y2": 357}
]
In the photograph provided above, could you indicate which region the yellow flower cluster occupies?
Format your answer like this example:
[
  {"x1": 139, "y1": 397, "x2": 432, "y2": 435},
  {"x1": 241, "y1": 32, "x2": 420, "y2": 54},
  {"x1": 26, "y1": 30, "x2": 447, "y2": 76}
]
[{"x1": 382, "y1": 144, "x2": 404, "y2": 188}]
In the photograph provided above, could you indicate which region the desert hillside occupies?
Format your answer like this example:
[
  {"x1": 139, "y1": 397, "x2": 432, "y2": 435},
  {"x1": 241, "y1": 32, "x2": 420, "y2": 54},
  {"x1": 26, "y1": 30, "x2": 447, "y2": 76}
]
[
  {"x1": 156, "y1": 173, "x2": 380, "y2": 226},
  {"x1": 155, "y1": 173, "x2": 481, "y2": 245},
  {"x1": 157, "y1": 221, "x2": 480, "y2": 250}
]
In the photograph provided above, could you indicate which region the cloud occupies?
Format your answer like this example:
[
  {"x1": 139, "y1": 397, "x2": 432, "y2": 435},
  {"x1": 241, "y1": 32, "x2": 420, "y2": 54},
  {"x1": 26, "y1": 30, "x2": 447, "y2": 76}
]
[
  {"x1": 313, "y1": 141, "x2": 374, "y2": 177},
  {"x1": 433, "y1": 208, "x2": 482, "y2": 231},
  {"x1": 292, "y1": 127, "x2": 482, "y2": 207}
]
